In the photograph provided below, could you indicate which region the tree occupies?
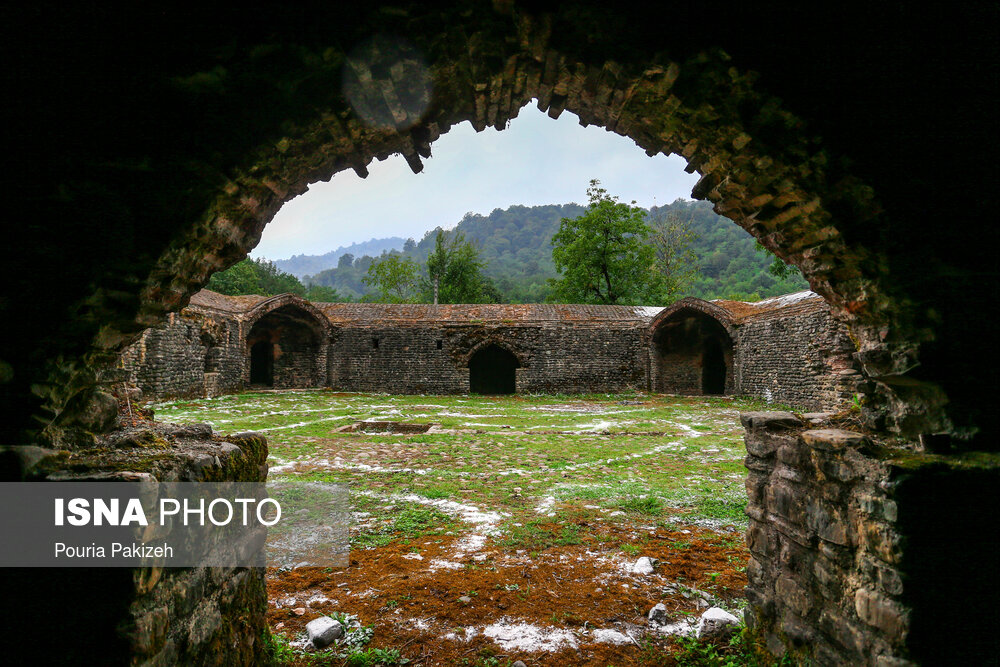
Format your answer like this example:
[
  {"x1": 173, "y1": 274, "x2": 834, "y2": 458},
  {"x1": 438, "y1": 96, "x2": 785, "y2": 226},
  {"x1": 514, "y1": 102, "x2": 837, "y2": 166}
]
[
  {"x1": 304, "y1": 284, "x2": 348, "y2": 302},
  {"x1": 549, "y1": 180, "x2": 665, "y2": 305},
  {"x1": 754, "y1": 241, "x2": 802, "y2": 280},
  {"x1": 422, "y1": 229, "x2": 499, "y2": 304},
  {"x1": 337, "y1": 253, "x2": 355, "y2": 270},
  {"x1": 362, "y1": 254, "x2": 420, "y2": 302},
  {"x1": 206, "y1": 257, "x2": 306, "y2": 296},
  {"x1": 648, "y1": 209, "x2": 701, "y2": 302}
]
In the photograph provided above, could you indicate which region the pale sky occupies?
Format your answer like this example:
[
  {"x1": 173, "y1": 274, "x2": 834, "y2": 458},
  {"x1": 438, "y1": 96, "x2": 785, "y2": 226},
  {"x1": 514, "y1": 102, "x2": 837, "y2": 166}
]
[{"x1": 252, "y1": 105, "x2": 699, "y2": 260}]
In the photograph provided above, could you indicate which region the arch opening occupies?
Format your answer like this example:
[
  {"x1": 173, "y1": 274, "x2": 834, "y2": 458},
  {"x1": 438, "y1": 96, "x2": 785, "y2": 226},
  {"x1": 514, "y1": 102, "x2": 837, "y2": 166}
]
[
  {"x1": 469, "y1": 344, "x2": 520, "y2": 395},
  {"x1": 249, "y1": 341, "x2": 273, "y2": 386},
  {"x1": 245, "y1": 304, "x2": 326, "y2": 389},
  {"x1": 652, "y1": 308, "x2": 733, "y2": 396}
]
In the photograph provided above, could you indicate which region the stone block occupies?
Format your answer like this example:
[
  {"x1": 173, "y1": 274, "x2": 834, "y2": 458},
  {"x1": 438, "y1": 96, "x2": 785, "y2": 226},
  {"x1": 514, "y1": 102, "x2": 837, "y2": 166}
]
[
  {"x1": 855, "y1": 588, "x2": 909, "y2": 639},
  {"x1": 747, "y1": 521, "x2": 772, "y2": 557},
  {"x1": 780, "y1": 610, "x2": 817, "y2": 645},
  {"x1": 875, "y1": 656, "x2": 918, "y2": 667},
  {"x1": 765, "y1": 482, "x2": 801, "y2": 520},
  {"x1": 306, "y1": 616, "x2": 343, "y2": 648},
  {"x1": 740, "y1": 411, "x2": 803, "y2": 431},
  {"x1": 776, "y1": 575, "x2": 813, "y2": 616},
  {"x1": 860, "y1": 521, "x2": 903, "y2": 565},
  {"x1": 819, "y1": 610, "x2": 865, "y2": 654},
  {"x1": 769, "y1": 514, "x2": 813, "y2": 548},
  {"x1": 696, "y1": 607, "x2": 740, "y2": 640},
  {"x1": 806, "y1": 501, "x2": 850, "y2": 546},
  {"x1": 131, "y1": 605, "x2": 169, "y2": 656},
  {"x1": 802, "y1": 429, "x2": 867, "y2": 451}
]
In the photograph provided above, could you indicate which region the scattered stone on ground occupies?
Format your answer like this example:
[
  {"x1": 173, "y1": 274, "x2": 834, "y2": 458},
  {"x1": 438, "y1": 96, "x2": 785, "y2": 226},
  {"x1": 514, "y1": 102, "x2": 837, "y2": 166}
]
[
  {"x1": 648, "y1": 602, "x2": 668, "y2": 625},
  {"x1": 306, "y1": 616, "x2": 343, "y2": 648},
  {"x1": 631, "y1": 556, "x2": 656, "y2": 575},
  {"x1": 696, "y1": 606, "x2": 741, "y2": 640}
]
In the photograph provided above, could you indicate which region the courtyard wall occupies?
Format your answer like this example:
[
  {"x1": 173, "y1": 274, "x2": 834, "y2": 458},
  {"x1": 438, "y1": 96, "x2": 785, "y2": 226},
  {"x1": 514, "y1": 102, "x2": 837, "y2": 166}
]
[{"x1": 118, "y1": 290, "x2": 858, "y2": 411}]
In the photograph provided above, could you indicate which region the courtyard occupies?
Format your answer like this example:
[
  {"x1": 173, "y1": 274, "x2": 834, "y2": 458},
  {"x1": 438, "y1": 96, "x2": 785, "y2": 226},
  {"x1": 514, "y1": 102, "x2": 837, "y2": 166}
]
[{"x1": 154, "y1": 390, "x2": 763, "y2": 665}]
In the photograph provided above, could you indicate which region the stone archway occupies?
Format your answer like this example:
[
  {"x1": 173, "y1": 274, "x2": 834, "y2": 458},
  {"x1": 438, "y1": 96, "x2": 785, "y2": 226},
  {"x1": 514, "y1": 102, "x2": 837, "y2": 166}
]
[
  {"x1": 244, "y1": 298, "x2": 329, "y2": 389},
  {"x1": 650, "y1": 302, "x2": 735, "y2": 396},
  {"x1": 11, "y1": 3, "x2": 983, "y2": 449},
  {"x1": 469, "y1": 343, "x2": 520, "y2": 394},
  {"x1": 3, "y1": 4, "x2": 997, "y2": 667}
]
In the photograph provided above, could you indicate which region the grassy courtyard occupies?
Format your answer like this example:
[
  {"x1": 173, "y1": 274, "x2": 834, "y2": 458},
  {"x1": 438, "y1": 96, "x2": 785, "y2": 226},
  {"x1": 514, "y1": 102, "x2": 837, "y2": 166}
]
[{"x1": 154, "y1": 390, "x2": 763, "y2": 666}]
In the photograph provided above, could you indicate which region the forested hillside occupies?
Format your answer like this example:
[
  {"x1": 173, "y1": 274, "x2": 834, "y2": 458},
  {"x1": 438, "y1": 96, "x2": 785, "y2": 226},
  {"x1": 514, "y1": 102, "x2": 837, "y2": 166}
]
[{"x1": 302, "y1": 200, "x2": 807, "y2": 302}]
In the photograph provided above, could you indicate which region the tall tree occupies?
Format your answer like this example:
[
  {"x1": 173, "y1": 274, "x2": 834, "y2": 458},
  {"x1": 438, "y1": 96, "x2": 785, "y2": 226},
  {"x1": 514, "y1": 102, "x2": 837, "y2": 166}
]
[
  {"x1": 422, "y1": 230, "x2": 499, "y2": 304},
  {"x1": 362, "y1": 254, "x2": 420, "y2": 302},
  {"x1": 649, "y1": 209, "x2": 701, "y2": 302},
  {"x1": 549, "y1": 180, "x2": 665, "y2": 305}
]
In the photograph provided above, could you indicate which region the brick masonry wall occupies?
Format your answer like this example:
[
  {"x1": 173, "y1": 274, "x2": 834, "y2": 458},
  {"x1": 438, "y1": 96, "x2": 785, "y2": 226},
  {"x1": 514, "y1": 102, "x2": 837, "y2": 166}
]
[
  {"x1": 119, "y1": 295, "x2": 858, "y2": 412},
  {"x1": 119, "y1": 312, "x2": 244, "y2": 399},
  {"x1": 328, "y1": 322, "x2": 649, "y2": 394},
  {"x1": 7, "y1": 425, "x2": 270, "y2": 667},
  {"x1": 741, "y1": 411, "x2": 1000, "y2": 665},
  {"x1": 735, "y1": 303, "x2": 859, "y2": 410}
]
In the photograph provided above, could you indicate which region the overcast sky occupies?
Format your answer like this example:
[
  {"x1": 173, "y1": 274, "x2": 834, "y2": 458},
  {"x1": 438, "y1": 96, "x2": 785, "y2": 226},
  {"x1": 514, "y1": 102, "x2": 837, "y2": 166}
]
[{"x1": 252, "y1": 105, "x2": 699, "y2": 260}]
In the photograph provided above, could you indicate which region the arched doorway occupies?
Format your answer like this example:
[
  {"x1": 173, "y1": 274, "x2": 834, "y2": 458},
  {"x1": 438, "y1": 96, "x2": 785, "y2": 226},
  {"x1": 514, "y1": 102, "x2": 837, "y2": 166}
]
[
  {"x1": 249, "y1": 341, "x2": 273, "y2": 386},
  {"x1": 469, "y1": 344, "x2": 520, "y2": 394},
  {"x1": 702, "y1": 336, "x2": 727, "y2": 395},
  {"x1": 245, "y1": 302, "x2": 327, "y2": 389},
  {"x1": 651, "y1": 306, "x2": 734, "y2": 396}
]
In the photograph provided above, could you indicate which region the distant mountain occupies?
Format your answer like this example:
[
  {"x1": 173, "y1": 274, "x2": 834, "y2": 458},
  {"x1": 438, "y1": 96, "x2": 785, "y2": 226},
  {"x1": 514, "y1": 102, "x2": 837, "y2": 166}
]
[
  {"x1": 272, "y1": 237, "x2": 406, "y2": 278},
  {"x1": 307, "y1": 200, "x2": 808, "y2": 302}
]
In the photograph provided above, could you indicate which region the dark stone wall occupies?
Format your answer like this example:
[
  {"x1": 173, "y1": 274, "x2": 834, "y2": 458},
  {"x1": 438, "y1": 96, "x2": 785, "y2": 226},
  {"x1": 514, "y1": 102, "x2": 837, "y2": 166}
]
[
  {"x1": 119, "y1": 312, "x2": 243, "y2": 399},
  {"x1": 1, "y1": 427, "x2": 270, "y2": 667},
  {"x1": 119, "y1": 295, "x2": 857, "y2": 411},
  {"x1": 736, "y1": 303, "x2": 859, "y2": 411},
  {"x1": 329, "y1": 323, "x2": 650, "y2": 394},
  {"x1": 742, "y1": 412, "x2": 1000, "y2": 665}
]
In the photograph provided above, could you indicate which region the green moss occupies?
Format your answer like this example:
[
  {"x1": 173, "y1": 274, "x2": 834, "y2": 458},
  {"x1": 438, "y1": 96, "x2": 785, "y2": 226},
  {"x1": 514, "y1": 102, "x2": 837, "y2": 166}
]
[{"x1": 886, "y1": 449, "x2": 1000, "y2": 472}]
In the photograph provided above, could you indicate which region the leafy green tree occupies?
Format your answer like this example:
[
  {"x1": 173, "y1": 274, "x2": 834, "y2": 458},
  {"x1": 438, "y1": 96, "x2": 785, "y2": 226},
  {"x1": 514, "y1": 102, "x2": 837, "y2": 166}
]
[
  {"x1": 362, "y1": 254, "x2": 420, "y2": 302},
  {"x1": 206, "y1": 257, "x2": 305, "y2": 296},
  {"x1": 206, "y1": 258, "x2": 260, "y2": 295},
  {"x1": 304, "y1": 284, "x2": 348, "y2": 302},
  {"x1": 754, "y1": 241, "x2": 801, "y2": 280},
  {"x1": 649, "y1": 209, "x2": 701, "y2": 302},
  {"x1": 422, "y1": 230, "x2": 499, "y2": 304},
  {"x1": 255, "y1": 259, "x2": 306, "y2": 296},
  {"x1": 549, "y1": 180, "x2": 665, "y2": 305}
]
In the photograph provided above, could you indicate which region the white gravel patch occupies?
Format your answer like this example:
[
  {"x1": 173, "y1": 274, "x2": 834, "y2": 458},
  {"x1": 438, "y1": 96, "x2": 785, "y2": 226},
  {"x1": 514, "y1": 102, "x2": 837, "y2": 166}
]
[{"x1": 482, "y1": 619, "x2": 578, "y2": 652}]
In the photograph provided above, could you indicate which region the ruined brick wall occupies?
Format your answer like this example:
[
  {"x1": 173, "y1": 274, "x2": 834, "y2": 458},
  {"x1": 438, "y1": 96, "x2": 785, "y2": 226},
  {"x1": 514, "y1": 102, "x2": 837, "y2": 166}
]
[
  {"x1": 272, "y1": 337, "x2": 328, "y2": 389},
  {"x1": 5, "y1": 425, "x2": 270, "y2": 667},
  {"x1": 121, "y1": 292, "x2": 857, "y2": 411},
  {"x1": 328, "y1": 322, "x2": 649, "y2": 394},
  {"x1": 734, "y1": 300, "x2": 859, "y2": 411},
  {"x1": 119, "y1": 312, "x2": 245, "y2": 399},
  {"x1": 741, "y1": 412, "x2": 1000, "y2": 665}
]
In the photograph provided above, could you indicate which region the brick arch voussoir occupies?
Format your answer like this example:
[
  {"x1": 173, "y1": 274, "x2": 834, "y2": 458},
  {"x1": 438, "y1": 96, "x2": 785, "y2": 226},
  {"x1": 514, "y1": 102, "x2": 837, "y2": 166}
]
[
  {"x1": 649, "y1": 298, "x2": 737, "y2": 343},
  {"x1": 243, "y1": 294, "x2": 332, "y2": 342},
  {"x1": 459, "y1": 338, "x2": 529, "y2": 370}
]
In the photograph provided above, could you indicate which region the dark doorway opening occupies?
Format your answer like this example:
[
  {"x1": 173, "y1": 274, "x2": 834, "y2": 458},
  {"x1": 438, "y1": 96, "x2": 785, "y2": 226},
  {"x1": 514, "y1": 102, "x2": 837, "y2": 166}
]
[
  {"x1": 702, "y1": 337, "x2": 727, "y2": 395},
  {"x1": 469, "y1": 344, "x2": 519, "y2": 394},
  {"x1": 250, "y1": 341, "x2": 273, "y2": 386},
  {"x1": 651, "y1": 307, "x2": 733, "y2": 396}
]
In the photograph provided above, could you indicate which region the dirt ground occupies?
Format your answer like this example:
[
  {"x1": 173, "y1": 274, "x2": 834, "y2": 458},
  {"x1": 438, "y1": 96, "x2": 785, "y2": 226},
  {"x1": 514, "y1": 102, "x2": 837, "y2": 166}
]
[{"x1": 267, "y1": 517, "x2": 747, "y2": 665}]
